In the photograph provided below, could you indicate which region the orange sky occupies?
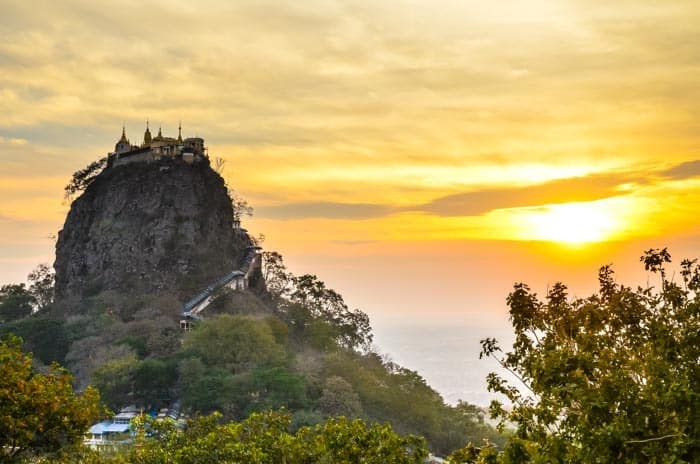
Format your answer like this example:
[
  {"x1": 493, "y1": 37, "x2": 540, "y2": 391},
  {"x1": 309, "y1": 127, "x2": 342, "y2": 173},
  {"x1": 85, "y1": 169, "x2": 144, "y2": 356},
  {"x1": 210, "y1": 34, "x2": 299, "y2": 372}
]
[{"x1": 1, "y1": 0, "x2": 700, "y2": 329}]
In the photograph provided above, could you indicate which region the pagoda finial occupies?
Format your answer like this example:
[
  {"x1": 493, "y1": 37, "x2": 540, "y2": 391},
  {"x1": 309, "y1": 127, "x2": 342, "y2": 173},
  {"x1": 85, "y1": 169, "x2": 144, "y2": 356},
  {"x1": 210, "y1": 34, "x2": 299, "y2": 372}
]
[
  {"x1": 177, "y1": 121, "x2": 183, "y2": 142},
  {"x1": 118, "y1": 123, "x2": 128, "y2": 143},
  {"x1": 143, "y1": 120, "x2": 152, "y2": 146}
]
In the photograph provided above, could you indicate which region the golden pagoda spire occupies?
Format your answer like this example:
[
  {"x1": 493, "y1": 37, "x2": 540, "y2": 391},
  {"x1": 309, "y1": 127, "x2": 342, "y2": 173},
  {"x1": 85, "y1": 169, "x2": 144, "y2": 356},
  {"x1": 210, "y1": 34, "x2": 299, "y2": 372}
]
[
  {"x1": 143, "y1": 119, "x2": 152, "y2": 146},
  {"x1": 119, "y1": 123, "x2": 128, "y2": 143}
]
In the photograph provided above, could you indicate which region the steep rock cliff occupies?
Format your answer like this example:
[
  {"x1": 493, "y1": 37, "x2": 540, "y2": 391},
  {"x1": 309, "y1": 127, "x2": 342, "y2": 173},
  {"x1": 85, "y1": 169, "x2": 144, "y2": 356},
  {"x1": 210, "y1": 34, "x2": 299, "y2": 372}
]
[{"x1": 54, "y1": 160, "x2": 253, "y2": 300}]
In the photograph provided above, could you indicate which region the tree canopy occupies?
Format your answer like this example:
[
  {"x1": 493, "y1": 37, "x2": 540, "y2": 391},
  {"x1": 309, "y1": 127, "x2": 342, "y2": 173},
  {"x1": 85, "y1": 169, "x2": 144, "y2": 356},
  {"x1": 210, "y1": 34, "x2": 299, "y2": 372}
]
[
  {"x1": 124, "y1": 411, "x2": 428, "y2": 464},
  {"x1": 0, "y1": 284, "x2": 35, "y2": 322},
  {"x1": 27, "y1": 264, "x2": 54, "y2": 311},
  {"x1": 470, "y1": 249, "x2": 699, "y2": 463},
  {"x1": 262, "y1": 251, "x2": 372, "y2": 351},
  {"x1": 0, "y1": 335, "x2": 102, "y2": 462},
  {"x1": 0, "y1": 264, "x2": 55, "y2": 323}
]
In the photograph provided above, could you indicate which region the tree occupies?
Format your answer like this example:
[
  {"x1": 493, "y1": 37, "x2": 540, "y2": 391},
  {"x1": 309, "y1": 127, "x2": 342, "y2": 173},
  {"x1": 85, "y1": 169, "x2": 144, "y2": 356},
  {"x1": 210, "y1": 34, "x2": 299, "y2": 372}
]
[
  {"x1": 181, "y1": 367, "x2": 240, "y2": 415},
  {"x1": 27, "y1": 264, "x2": 54, "y2": 311},
  {"x1": 183, "y1": 315, "x2": 285, "y2": 374},
  {"x1": 0, "y1": 315, "x2": 70, "y2": 365},
  {"x1": 478, "y1": 249, "x2": 699, "y2": 462},
  {"x1": 91, "y1": 354, "x2": 139, "y2": 410},
  {"x1": 0, "y1": 283, "x2": 35, "y2": 322},
  {"x1": 249, "y1": 367, "x2": 308, "y2": 413},
  {"x1": 0, "y1": 335, "x2": 102, "y2": 462},
  {"x1": 64, "y1": 157, "x2": 107, "y2": 201},
  {"x1": 262, "y1": 251, "x2": 294, "y2": 300},
  {"x1": 133, "y1": 359, "x2": 178, "y2": 407},
  {"x1": 289, "y1": 274, "x2": 372, "y2": 350},
  {"x1": 260, "y1": 251, "x2": 372, "y2": 350},
  {"x1": 228, "y1": 188, "x2": 254, "y2": 224},
  {"x1": 213, "y1": 156, "x2": 226, "y2": 174},
  {"x1": 310, "y1": 416, "x2": 428, "y2": 463},
  {"x1": 122, "y1": 410, "x2": 428, "y2": 464},
  {"x1": 318, "y1": 375, "x2": 362, "y2": 418}
]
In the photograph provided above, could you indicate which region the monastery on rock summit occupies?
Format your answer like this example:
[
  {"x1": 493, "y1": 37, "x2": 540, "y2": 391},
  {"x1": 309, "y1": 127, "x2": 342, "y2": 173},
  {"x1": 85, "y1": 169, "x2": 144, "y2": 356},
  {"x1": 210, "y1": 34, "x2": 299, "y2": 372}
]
[{"x1": 108, "y1": 122, "x2": 207, "y2": 168}]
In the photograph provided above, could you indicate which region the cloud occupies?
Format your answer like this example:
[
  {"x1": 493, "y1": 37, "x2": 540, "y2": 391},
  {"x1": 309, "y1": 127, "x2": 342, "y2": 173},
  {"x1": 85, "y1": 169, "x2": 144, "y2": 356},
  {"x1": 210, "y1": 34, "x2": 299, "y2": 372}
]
[
  {"x1": 0, "y1": 0, "x2": 697, "y2": 184},
  {"x1": 659, "y1": 160, "x2": 700, "y2": 180},
  {"x1": 255, "y1": 172, "x2": 633, "y2": 220},
  {"x1": 418, "y1": 159, "x2": 700, "y2": 217},
  {"x1": 418, "y1": 173, "x2": 637, "y2": 217},
  {"x1": 256, "y1": 202, "x2": 396, "y2": 220},
  {"x1": 0, "y1": 136, "x2": 27, "y2": 145},
  {"x1": 2, "y1": 0, "x2": 700, "y2": 250},
  {"x1": 255, "y1": 160, "x2": 700, "y2": 221}
]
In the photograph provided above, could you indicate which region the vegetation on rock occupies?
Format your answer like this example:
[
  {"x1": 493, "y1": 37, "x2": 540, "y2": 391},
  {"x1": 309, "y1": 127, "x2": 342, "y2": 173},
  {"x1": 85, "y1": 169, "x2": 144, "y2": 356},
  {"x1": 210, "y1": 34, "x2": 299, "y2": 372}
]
[{"x1": 63, "y1": 157, "x2": 107, "y2": 201}]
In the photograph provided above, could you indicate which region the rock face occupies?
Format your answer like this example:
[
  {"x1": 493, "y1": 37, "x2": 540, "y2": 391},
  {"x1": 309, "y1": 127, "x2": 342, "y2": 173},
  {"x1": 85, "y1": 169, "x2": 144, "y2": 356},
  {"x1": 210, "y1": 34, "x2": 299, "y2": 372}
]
[{"x1": 54, "y1": 160, "x2": 253, "y2": 301}]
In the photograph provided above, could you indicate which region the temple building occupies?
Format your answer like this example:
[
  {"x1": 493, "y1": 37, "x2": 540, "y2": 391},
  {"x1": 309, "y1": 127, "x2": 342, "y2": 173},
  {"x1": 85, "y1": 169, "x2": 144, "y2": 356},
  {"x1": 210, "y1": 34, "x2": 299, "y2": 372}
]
[{"x1": 108, "y1": 122, "x2": 207, "y2": 167}]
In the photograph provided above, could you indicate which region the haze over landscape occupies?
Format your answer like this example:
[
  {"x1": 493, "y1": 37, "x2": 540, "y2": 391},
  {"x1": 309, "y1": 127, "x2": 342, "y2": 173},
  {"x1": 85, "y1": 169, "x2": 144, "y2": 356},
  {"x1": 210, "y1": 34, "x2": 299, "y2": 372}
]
[{"x1": 2, "y1": 0, "x2": 700, "y2": 406}]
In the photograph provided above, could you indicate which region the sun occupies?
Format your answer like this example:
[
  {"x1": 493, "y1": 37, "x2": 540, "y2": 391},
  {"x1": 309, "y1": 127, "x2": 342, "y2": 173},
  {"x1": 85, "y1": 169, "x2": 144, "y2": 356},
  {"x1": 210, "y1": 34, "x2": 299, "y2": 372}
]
[{"x1": 524, "y1": 202, "x2": 618, "y2": 245}]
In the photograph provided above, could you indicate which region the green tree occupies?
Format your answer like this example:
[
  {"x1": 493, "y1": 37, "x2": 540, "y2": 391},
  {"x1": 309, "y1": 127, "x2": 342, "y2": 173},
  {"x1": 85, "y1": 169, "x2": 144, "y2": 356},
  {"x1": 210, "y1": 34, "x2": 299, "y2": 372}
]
[
  {"x1": 0, "y1": 315, "x2": 70, "y2": 365},
  {"x1": 318, "y1": 375, "x2": 362, "y2": 418},
  {"x1": 91, "y1": 354, "x2": 139, "y2": 410},
  {"x1": 322, "y1": 350, "x2": 501, "y2": 455},
  {"x1": 122, "y1": 410, "x2": 427, "y2": 464},
  {"x1": 0, "y1": 284, "x2": 35, "y2": 322},
  {"x1": 262, "y1": 251, "x2": 372, "y2": 350},
  {"x1": 181, "y1": 367, "x2": 240, "y2": 415},
  {"x1": 249, "y1": 367, "x2": 308, "y2": 413},
  {"x1": 183, "y1": 315, "x2": 285, "y2": 374},
  {"x1": 27, "y1": 264, "x2": 54, "y2": 311},
  {"x1": 133, "y1": 359, "x2": 178, "y2": 407},
  {"x1": 288, "y1": 274, "x2": 372, "y2": 350},
  {"x1": 479, "y1": 249, "x2": 699, "y2": 462},
  {"x1": 0, "y1": 335, "x2": 102, "y2": 462},
  {"x1": 309, "y1": 416, "x2": 428, "y2": 463}
]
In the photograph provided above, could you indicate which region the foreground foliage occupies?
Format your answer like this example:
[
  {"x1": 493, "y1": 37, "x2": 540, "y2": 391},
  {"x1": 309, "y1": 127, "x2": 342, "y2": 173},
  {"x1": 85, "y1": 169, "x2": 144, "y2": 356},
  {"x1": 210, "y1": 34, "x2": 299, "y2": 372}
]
[
  {"x1": 42, "y1": 412, "x2": 427, "y2": 464},
  {"x1": 129, "y1": 412, "x2": 427, "y2": 464},
  {"x1": 470, "y1": 249, "x2": 699, "y2": 463},
  {"x1": 0, "y1": 336, "x2": 102, "y2": 463}
]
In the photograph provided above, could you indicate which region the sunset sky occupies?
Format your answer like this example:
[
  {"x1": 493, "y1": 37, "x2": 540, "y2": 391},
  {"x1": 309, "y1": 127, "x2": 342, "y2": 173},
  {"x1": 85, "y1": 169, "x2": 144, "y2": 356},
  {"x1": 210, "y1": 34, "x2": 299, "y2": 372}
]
[{"x1": 2, "y1": 0, "x2": 700, "y2": 334}]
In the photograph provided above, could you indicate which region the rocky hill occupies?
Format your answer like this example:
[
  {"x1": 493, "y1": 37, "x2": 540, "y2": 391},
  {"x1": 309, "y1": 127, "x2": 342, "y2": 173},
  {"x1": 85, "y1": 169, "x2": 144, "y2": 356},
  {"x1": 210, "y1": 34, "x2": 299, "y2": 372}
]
[
  {"x1": 54, "y1": 160, "x2": 255, "y2": 301},
  {"x1": 0, "y1": 154, "x2": 503, "y2": 457}
]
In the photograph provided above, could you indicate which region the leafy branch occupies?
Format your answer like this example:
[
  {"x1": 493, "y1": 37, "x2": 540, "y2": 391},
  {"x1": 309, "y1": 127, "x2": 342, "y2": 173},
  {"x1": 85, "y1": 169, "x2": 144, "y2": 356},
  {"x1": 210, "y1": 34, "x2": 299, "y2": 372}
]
[{"x1": 64, "y1": 157, "x2": 107, "y2": 202}]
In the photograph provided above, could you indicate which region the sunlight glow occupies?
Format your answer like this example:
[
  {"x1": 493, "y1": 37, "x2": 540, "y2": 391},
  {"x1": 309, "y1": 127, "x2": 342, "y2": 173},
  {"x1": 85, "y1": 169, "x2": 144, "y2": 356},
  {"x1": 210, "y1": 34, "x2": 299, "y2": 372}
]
[{"x1": 523, "y1": 202, "x2": 619, "y2": 244}]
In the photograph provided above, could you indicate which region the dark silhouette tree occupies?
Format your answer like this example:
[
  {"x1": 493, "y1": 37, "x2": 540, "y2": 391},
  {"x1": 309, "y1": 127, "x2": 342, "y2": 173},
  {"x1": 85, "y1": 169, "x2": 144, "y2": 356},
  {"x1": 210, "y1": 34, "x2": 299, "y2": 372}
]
[
  {"x1": 64, "y1": 157, "x2": 107, "y2": 201},
  {"x1": 0, "y1": 284, "x2": 35, "y2": 322}
]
